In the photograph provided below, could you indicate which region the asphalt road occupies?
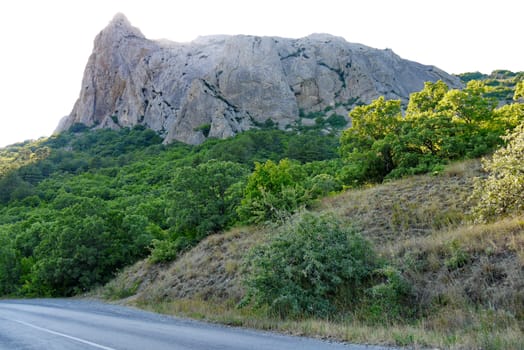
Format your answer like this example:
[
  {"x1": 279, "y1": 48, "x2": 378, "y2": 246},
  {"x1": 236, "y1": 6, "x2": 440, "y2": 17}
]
[{"x1": 0, "y1": 299, "x2": 395, "y2": 350}]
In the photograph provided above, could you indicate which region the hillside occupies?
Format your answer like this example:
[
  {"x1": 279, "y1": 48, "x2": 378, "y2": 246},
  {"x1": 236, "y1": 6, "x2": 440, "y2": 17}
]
[
  {"x1": 56, "y1": 13, "x2": 461, "y2": 144},
  {"x1": 101, "y1": 160, "x2": 523, "y2": 349},
  {"x1": 458, "y1": 70, "x2": 524, "y2": 104},
  {"x1": 1, "y1": 73, "x2": 523, "y2": 349},
  {"x1": 102, "y1": 161, "x2": 480, "y2": 302}
]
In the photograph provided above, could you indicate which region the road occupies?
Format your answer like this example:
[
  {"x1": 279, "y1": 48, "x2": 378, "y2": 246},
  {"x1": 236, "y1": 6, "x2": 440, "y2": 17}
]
[{"x1": 0, "y1": 299, "x2": 395, "y2": 350}]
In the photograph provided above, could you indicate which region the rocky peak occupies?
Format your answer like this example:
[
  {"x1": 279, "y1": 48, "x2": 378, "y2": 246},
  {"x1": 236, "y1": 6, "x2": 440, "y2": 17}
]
[
  {"x1": 57, "y1": 14, "x2": 463, "y2": 145},
  {"x1": 101, "y1": 13, "x2": 145, "y2": 41}
]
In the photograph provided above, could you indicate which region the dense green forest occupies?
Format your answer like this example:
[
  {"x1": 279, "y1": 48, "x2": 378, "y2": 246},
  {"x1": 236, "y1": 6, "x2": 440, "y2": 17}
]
[{"x1": 0, "y1": 74, "x2": 523, "y2": 300}]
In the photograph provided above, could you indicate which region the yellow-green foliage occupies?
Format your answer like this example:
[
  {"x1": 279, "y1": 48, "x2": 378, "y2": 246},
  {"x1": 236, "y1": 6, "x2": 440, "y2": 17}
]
[
  {"x1": 514, "y1": 81, "x2": 524, "y2": 101},
  {"x1": 472, "y1": 122, "x2": 524, "y2": 221},
  {"x1": 340, "y1": 80, "x2": 523, "y2": 184}
]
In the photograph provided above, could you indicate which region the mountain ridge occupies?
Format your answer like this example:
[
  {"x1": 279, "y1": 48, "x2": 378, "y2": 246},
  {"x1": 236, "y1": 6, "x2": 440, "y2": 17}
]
[{"x1": 57, "y1": 13, "x2": 462, "y2": 144}]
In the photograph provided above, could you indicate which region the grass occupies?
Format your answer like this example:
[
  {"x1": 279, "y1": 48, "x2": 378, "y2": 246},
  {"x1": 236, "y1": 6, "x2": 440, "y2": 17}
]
[
  {"x1": 98, "y1": 159, "x2": 524, "y2": 349},
  {"x1": 97, "y1": 226, "x2": 268, "y2": 302},
  {"x1": 132, "y1": 298, "x2": 523, "y2": 349},
  {"x1": 320, "y1": 159, "x2": 481, "y2": 245}
]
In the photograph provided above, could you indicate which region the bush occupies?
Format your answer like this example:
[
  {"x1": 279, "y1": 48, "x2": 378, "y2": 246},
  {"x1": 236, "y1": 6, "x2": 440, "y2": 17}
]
[
  {"x1": 149, "y1": 239, "x2": 179, "y2": 264},
  {"x1": 241, "y1": 213, "x2": 379, "y2": 318},
  {"x1": 471, "y1": 123, "x2": 524, "y2": 222},
  {"x1": 362, "y1": 266, "x2": 414, "y2": 324},
  {"x1": 194, "y1": 123, "x2": 211, "y2": 137},
  {"x1": 326, "y1": 114, "x2": 348, "y2": 128}
]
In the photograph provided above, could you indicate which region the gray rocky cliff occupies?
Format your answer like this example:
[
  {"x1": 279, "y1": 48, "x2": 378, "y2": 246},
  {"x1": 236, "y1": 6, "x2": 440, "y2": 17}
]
[{"x1": 57, "y1": 14, "x2": 462, "y2": 144}]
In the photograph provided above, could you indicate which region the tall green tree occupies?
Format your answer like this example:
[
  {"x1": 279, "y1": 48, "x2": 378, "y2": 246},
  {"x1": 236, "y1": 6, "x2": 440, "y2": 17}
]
[
  {"x1": 168, "y1": 160, "x2": 248, "y2": 239},
  {"x1": 0, "y1": 226, "x2": 20, "y2": 295},
  {"x1": 340, "y1": 97, "x2": 402, "y2": 184},
  {"x1": 341, "y1": 96, "x2": 402, "y2": 152},
  {"x1": 439, "y1": 80, "x2": 498, "y2": 125},
  {"x1": 238, "y1": 159, "x2": 309, "y2": 223},
  {"x1": 406, "y1": 80, "x2": 449, "y2": 117}
]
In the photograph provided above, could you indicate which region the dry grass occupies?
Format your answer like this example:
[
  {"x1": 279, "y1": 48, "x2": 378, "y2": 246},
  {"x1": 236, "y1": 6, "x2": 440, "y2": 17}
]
[
  {"x1": 320, "y1": 159, "x2": 481, "y2": 245},
  {"x1": 99, "y1": 225, "x2": 269, "y2": 303},
  {"x1": 134, "y1": 298, "x2": 523, "y2": 350},
  {"x1": 387, "y1": 216, "x2": 524, "y2": 323}
]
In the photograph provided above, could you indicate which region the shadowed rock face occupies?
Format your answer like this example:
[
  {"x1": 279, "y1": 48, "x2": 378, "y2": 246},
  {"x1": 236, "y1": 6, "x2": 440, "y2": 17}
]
[{"x1": 57, "y1": 13, "x2": 462, "y2": 144}]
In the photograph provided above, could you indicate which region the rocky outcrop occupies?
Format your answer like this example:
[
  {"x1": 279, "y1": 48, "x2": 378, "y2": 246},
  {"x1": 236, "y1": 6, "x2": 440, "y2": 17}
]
[{"x1": 57, "y1": 13, "x2": 462, "y2": 144}]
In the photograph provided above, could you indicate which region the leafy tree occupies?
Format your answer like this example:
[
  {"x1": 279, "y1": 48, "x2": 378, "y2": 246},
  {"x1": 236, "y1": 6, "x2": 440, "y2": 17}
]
[
  {"x1": 457, "y1": 71, "x2": 488, "y2": 83},
  {"x1": 168, "y1": 160, "x2": 248, "y2": 239},
  {"x1": 69, "y1": 123, "x2": 90, "y2": 133},
  {"x1": 238, "y1": 159, "x2": 310, "y2": 223},
  {"x1": 341, "y1": 96, "x2": 402, "y2": 152},
  {"x1": 21, "y1": 198, "x2": 154, "y2": 296},
  {"x1": 0, "y1": 227, "x2": 21, "y2": 295},
  {"x1": 306, "y1": 173, "x2": 342, "y2": 198},
  {"x1": 199, "y1": 130, "x2": 287, "y2": 165},
  {"x1": 0, "y1": 173, "x2": 35, "y2": 204},
  {"x1": 439, "y1": 80, "x2": 497, "y2": 125},
  {"x1": 406, "y1": 80, "x2": 449, "y2": 117},
  {"x1": 284, "y1": 132, "x2": 339, "y2": 163},
  {"x1": 490, "y1": 102, "x2": 524, "y2": 134},
  {"x1": 339, "y1": 80, "x2": 516, "y2": 184},
  {"x1": 339, "y1": 97, "x2": 401, "y2": 184}
]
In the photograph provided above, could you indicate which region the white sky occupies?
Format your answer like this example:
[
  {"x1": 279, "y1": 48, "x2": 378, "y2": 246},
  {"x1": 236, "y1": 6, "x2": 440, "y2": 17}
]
[{"x1": 0, "y1": 0, "x2": 522, "y2": 147}]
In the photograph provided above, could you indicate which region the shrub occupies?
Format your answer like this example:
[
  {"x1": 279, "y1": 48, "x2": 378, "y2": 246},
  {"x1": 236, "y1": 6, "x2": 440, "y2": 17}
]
[
  {"x1": 241, "y1": 213, "x2": 379, "y2": 318},
  {"x1": 149, "y1": 238, "x2": 179, "y2": 264},
  {"x1": 363, "y1": 266, "x2": 414, "y2": 323},
  {"x1": 326, "y1": 114, "x2": 348, "y2": 128},
  {"x1": 471, "y1": 123, "x2": 524, "y2": 222},
  {"x1": 194, "y1": 123, "x2": 211, "y2": 137},
  {"x1": 68, "y1": 123, "x2": 90, "y2": 133},
  {"x1": 444, "y1": 239, "x2": 470, "y2": 270}
]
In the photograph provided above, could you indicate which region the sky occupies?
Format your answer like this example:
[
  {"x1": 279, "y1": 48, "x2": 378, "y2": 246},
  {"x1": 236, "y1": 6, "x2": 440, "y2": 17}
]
[{"x1": 0, "y1": 0, "x2": 522, "y2": 147}]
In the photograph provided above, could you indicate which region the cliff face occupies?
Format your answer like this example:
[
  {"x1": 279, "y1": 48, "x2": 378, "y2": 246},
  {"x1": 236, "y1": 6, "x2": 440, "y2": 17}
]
[{"x1": 57, "y1": 13, "x2": 462, "y2": 144}]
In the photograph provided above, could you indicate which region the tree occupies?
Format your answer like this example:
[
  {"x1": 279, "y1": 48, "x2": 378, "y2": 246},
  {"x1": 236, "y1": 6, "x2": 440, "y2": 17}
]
[
  {"x1": 406, "y1": 80, "x2": 449, "y2": 117},
  {"x1": 0, "y1": 226, "x2": 21, "y2": 295},
  {"x1": 341, "y1": 96, "x2": 402, "y2": 153},
  {"x1": 284, "y1": 132, "x2": 339, "y2": 163},
  {"x1": 339, "y1": 97, "x2": 402, "y2": 184},
  {"x1": 0, "y1": 173, "x2": 35, "y2": 204},
  {"x1": 238, "y1": 159, "x2": 309, "y2": 223},
  {"x1": 168, "y1": 160, "x2": 248, "y2": 238},
  {"x1": 26, "y1": 198, "x2": 152, "y2": 296},
  {"x1": 439, "y1": 80, "x2": 498, "y2": 125}
]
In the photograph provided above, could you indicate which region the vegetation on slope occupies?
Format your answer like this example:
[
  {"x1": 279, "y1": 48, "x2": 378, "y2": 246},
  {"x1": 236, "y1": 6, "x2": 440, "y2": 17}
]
[
  {"x1": 457, "y1": 70, "x2": 524, "y2": 103},
  {"x1": 105, "y1": 158, "x2": 523, "y2": 349},
  {"x1": 1, "y1": 71, "x2": 524, "y2": 348},
  {"x1": 0, "y1": 126, "x2": 341, "y2": 296}
]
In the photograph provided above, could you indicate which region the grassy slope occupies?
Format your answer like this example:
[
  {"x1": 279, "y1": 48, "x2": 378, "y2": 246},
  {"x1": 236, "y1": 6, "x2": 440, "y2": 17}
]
[{"x1": 98, "y1": 159, "x2": 523, "y2": 349}]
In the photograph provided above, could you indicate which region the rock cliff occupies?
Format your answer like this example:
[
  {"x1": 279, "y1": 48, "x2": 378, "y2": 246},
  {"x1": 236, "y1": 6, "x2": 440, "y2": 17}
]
[{"x1": 57, "y1": 13, "x2": 462, "y2": 144}]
